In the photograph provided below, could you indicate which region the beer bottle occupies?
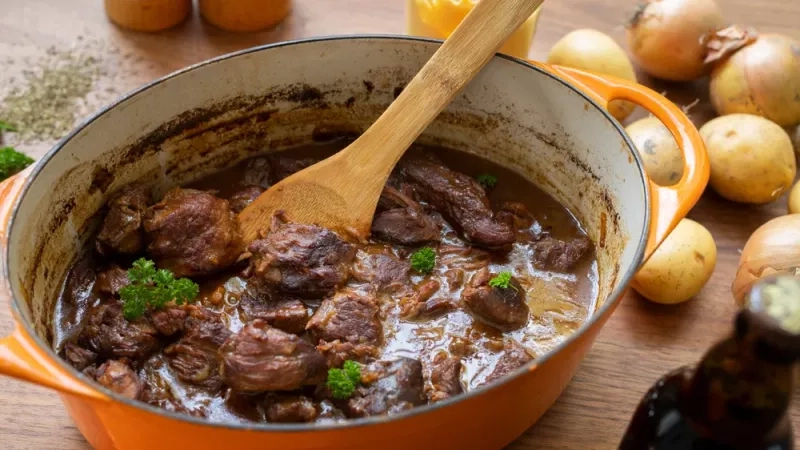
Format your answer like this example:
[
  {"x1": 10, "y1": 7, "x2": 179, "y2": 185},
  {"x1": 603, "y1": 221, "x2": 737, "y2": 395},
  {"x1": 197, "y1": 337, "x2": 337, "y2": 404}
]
[{"x1": 618, "y1": 274, "x2": 800, "y2": 450}]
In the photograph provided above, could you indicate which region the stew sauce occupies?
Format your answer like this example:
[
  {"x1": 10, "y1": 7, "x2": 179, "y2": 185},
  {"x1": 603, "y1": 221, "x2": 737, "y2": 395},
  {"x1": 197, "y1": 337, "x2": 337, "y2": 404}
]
[{"x1": 53, "y1": 140, "x2": 598, "y2": 424}]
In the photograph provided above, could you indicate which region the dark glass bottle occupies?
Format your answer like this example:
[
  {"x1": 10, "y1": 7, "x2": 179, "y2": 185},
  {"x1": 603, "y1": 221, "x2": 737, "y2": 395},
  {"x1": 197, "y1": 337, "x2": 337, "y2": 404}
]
[{"x1": 619, "y1": 274, "x2": 800, "y2": 450}]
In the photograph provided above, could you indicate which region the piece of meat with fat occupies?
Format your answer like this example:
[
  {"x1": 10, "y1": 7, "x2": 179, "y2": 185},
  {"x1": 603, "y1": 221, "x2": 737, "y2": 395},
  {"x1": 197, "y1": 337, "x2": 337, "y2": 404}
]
[
  {"x1": 306, "y1": 289, "x2": 382, "y2": 364},
  {"x1": 371, "y1": 186, "x2": 440, "y2": 245},
  {"x1": 239, "y1": 291, "x2": 309, "y2": 334},
  {"x1": 462, "y1": 268, "x2": 529, "y2": 331},
  {"x1": 149, "y1": 306, "x2": 188, "y2": 337},
  {"x1": 496, "y1": 201, "x2": 535, "y2": 232},
  {"x1": 229, "y1": 185, "x2": 265, "y2": 214},
  {"x1": 398, "y1": 155, "x2": 514, "y2": 249},
  {"x1": 247, "y1": 212, "x2": 356, "y2": 299},
  {"x1": 219, "y1": 319, "x2": 327, "y2": 392},
  {"x1": 94, "y1": 359, "x2": 143, "y2": 400},
  {"x1": 79, "y1": 302, "x2": 158, "y2": 363},
  {"x1": 427, "y1": 353, "x2": 463, "y2": 402},
  {"x1": 344, "y1": 358, "x2": 425, "y2": 418},
  {"x1": 94, "y1": 266, "x2": 129, "y2": 297},
  {"x1": 263, "y1": 394, "x2": 319, "y2": 423},
  {"x1": 164, "y1": 307, "x2": 231, "y2": 389},
  {"x1": 352, "y1": 252, "x2": 410, "y2": 293},
  {"x1": 144, "y1": 188, "x2": 243, "y2": 278},
  {"x1": 242, "y1": 157, "x2": 271, "y2": 189},
  {"x1": 96, "y1": 186, "x2": 150, "y2": 256},
  {"x1": 267, "y1": 155, "x2": 321, "y2": 184},
  {"x1": 532, "y1": 235, "x2": 591, "y2": 272},
  {"x1": 402, "y1": 280, "x2": 453, "y2": 319},
  {"x1": 63, "y1": 342, "x2": 97, "y2": 371},
  {"x1": 483, "y1": 341, "x2": 534, "y2": 384}
]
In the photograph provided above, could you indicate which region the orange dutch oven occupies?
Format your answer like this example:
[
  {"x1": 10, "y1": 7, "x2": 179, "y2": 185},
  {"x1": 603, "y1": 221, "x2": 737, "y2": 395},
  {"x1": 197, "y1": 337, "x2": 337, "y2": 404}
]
[{"x1": 0, "y1": 37, "x2": 708, "y2": 450}]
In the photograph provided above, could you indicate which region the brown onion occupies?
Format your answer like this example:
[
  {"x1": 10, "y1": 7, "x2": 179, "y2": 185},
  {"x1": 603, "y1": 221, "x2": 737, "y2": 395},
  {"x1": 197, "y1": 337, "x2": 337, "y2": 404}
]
[
  {"x1": 732, "y1": 214, "x2": 800, "y2": 305},
  {"x1": 790, "y1": 182, "x2": 800, "y2": 215},
  {"x1": 710, "y1": 33, "x2": 800, "y2": 128},
  {"x1": 626, "y1": 0, "x2": 726, "y2": 81}
]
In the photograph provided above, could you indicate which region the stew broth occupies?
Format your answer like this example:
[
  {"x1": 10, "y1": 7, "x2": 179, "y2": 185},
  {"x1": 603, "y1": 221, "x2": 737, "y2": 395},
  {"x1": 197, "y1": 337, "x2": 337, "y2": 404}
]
[{"x1": 53, "y1": 140, "x2": 598, "y2": 424}]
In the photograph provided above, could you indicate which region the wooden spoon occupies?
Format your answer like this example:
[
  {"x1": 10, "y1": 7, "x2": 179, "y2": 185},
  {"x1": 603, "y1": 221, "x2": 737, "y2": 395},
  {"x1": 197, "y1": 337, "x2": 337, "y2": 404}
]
[{"x1": 238, "y1": 0, "x2": 546, "y2": 243}]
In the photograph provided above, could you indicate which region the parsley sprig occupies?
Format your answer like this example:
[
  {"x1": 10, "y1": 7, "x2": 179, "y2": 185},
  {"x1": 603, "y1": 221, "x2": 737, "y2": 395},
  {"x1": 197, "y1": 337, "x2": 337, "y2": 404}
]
[
  {"x1": 0, "y1": 147, "x2": 33, "y2": 181},
  {"x1": 489, "y1": 271, "x2": 517, "y2": 291},
  {"x1": 410, "y1": 247, "x2": 436, "y2": 274},
  {"x1": 327, "y1": 360, "x2": 362, "y2": 399},
  {"x1": 119, "y1": 258, "x2": 199, "y2": 320},
  {"x1": 476, "y1": 174, "x2": 498, "y2": 189}
]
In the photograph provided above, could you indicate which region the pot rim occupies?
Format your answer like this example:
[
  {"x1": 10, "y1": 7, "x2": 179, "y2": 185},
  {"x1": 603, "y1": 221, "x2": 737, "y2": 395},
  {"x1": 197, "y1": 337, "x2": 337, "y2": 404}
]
[{"x1": 5, "y1": 34, "x2": 650, "y2": 432}]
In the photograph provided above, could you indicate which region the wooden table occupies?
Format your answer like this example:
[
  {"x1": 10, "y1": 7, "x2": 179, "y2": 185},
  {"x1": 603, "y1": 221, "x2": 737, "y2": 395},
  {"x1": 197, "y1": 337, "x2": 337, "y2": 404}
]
[{"x1": 0, "y1": 0, "x2": 798, "y2": 448}]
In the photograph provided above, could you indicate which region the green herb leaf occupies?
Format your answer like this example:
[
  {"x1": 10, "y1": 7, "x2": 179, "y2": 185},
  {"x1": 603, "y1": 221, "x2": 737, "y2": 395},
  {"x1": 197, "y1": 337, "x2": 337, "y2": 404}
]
[
  {"x1": 119, "y1": 258, "x2": 199, "y2": 321},
  {"x1": 327, "y1": 360, "x2": 362, "y2": 399},
  {"x1": 489, "y1": 271, "x2": 517, "y2": 291},
  {"x1": 410, "y1": 247, "x2": 436, "y2": 274},
  {"x1": 0, "y1": 121, "x2": 16, "y2": 133},
  {"x1": 476, "y1": 174, "x2": 498, "y2": 189},
  {"x1": 0, "y1": 147, "x2": 34, "y2": 181}
]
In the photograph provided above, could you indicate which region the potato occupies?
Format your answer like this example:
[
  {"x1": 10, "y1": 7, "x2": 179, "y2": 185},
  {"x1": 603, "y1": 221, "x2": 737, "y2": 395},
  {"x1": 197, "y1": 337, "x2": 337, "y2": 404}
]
[
  {"x1": 546, "y1": 29, "x2": 637, "y2": 122},
  {"x1": 790, "y1": 181, "x2": 800, "y2": 215},
  {"x1": 626, "y1": 117, "x2": 684, "y2": 186},
  {"x1": 699, "y1": 114, "x2": 796, "y2": 204},
  {"x1": 632, "y1": 219, "x2": 717, "y2": 305}
]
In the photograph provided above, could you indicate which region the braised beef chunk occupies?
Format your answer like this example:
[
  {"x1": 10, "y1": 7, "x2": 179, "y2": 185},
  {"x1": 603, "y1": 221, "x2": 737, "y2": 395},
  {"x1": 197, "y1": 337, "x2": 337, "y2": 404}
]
[
  {"x1": 402, "y1": 280, "x2": 454, "y2": 319},
  {"x1": 398, "y1": 155, "x2": 514, "y2": 249},
  {"x1": 264, "y1": 394, "x2": 318, "y2": 423},
  {"x1": 96, "y1": 187, "x2": 150, "y2": 256},
  {"x1": 242, "y1": 157, "x2": 271, "y2": 189},
  {"x1": 230, "y1": 185, "x2": 265, "y2": 214},
  {"x1": 95, "y1": 266, "x2": 129, "y2": 297},
  {"x1": 483, "y1": 341, "x2": 534, "y2": 384},
  {"x1": 240, "y1": 291, "x2": 309, "y2": 334},
  {"x1": 267, "y1": 155, "x2": 321, "y2": 184},
  {"x1": 427, "y1": 353, "x2": 463, "y2": 402},
  {"x1": 164, "y1": 308, "x2": 231, "y2": 389},
  {"x1": 532, "y1": 235, "x2": 591, "y2": 272},
  {"x1": 306, "y1": 290, "x2": 382, "y2": 357},
  {"x1": 497, "y1": 201, "x2": 534, "y2": 232},
  {"x1": 462, "y1": 268, "x2": 529, "y2": 331},
  {"x1": 345, "y1": 358, "x2": 425, "y2": 418},
  {"x1": 371, "y1": 186, "x2": 440, "y2": 245},
  {"x1": 79, "y1": 302, "x2": 158, "y2": 363},
  {"x1": 220, "y1": 320, "x2": 327, "y2": 392},
  {"x1": 59, "y1": 252, "x2": 98, "y2": 342},
  {"x1": 143, "y1": 188, "x2": 243, "y2": 278},
  {"x1": 63, "y1": 342, "x2": 97, "y2": 371},
  {"x1": 95, "y1": 360, "x2": 143, "y2": 400},
  {"x1": 316, "y1": 340, "x2": 379, "y2": 368},
  {"x1": 248, "y1": 213, "x2": 356, "y2": 299},
  {"x1": 353, "y1": 253, "x2": 410, "y2": 293},
  {"x1": 149, "y1": 306, "x2": 188, "y2": 337}
]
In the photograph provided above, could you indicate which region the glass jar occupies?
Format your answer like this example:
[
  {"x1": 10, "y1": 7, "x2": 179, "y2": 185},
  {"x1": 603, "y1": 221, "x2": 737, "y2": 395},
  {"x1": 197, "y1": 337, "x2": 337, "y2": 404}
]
[
  {"x1": 199, "y1": 0, "x2": 291, "y2": 32},
  {"x1": 406, "y1": 0, "x2": 543, "y2": 59}
]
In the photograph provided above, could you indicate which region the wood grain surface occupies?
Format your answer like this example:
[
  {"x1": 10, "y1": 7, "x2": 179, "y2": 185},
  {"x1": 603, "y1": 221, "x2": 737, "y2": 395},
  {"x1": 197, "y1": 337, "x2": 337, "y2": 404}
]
[{"x1": 0, "y1": 0, "x2": 798, "y2": 449}]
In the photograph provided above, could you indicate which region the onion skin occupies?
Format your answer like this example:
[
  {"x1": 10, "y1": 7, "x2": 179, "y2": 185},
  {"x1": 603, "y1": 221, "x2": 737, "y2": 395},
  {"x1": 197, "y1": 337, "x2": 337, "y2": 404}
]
[
  {"x1": 733, "y1": 214, "x2": 800, "y2": 305},
  {"x1": 626, "y1": 117, "x2": 683, "y2": 186},
  {"x1": 710, "y1": 34, "x2": 800, "y2": 128},
  {"x1": 626, "y1": 0, "x2": 726, "y2": 81},
  {"x1": 699, "y1": 114, "x2": 796, "y2": 204},
  {"x1": 547, "y1": 29, "x2": 637, "y2": 121},
  {"x1": 790, "y1": 182, "x2": 800, "y2": 215}
]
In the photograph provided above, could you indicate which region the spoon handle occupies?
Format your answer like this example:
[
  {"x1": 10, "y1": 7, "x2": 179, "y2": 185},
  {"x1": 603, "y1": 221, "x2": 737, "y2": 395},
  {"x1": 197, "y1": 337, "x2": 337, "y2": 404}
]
[{"x1": 341, "y1": 0, "x2": 545, "y2": 168}]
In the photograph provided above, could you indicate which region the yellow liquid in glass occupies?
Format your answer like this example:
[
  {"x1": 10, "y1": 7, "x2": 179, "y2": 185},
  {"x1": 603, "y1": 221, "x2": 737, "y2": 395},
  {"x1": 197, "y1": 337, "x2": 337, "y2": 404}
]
[{"x1": 406, "y1": 0, "x2": 542, "y2": 59}]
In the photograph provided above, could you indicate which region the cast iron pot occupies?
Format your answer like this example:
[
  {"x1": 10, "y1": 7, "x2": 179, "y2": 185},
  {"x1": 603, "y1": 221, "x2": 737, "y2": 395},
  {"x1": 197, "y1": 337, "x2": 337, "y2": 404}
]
[{"x1": 0, "y1": 36, "x2": 709, "y2": 450}]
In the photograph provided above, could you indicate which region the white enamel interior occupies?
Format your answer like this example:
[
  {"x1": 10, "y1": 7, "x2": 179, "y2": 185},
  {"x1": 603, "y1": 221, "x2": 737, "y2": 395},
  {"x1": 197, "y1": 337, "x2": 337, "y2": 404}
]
[{"x1": 6, "y1": 37, "x2": 647, "y2": 356}]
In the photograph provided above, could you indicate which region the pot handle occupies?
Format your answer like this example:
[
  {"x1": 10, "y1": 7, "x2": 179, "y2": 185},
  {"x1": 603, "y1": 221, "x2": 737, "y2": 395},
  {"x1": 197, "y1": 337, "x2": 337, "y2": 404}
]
[
  {"x1": 0, "y1": 170, "x2": 107, "y2": 402},
  {"x1": 543, "y1": 64, "x2": 710, "y2": 259}
]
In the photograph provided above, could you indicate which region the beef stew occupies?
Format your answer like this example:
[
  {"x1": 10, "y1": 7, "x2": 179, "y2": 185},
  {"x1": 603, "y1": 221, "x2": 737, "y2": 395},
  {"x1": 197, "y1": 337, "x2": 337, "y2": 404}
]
[{"x1": 52, "y1": 140, "x2": 598, "y2": 424}]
